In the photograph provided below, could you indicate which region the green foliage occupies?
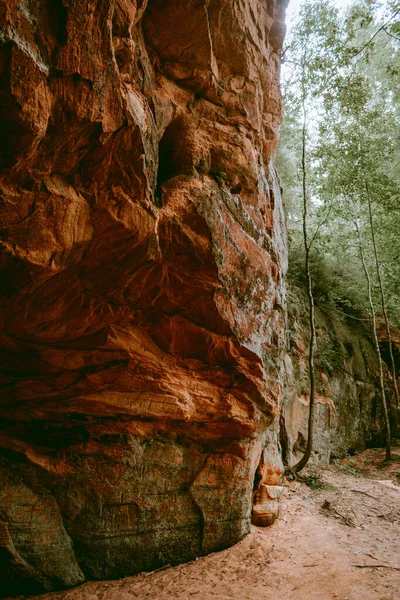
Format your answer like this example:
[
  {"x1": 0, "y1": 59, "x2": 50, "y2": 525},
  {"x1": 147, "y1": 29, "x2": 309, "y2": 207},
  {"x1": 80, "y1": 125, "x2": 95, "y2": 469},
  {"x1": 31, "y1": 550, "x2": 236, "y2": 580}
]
[
  {"x1": 336, "y1": 463, "x2": 363, "y2": 477},
  {"x1": 288, "y1": 244, "x2": 368, "y2": 315},
  {"x1": 297, "y1": 467, "x2": 336, "y2": 489},
  {"x1": 279, "y1": 0, "x2": 400, "y2": 327}
]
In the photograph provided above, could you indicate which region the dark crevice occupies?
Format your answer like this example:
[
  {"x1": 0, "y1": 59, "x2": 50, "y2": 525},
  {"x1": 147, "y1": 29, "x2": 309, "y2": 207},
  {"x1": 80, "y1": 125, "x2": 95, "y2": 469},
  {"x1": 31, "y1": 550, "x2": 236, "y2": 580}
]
[
  {"x1": 252, "y1": 465, "x2": 262, "y2": 491},
  {"x1": 269, "y1": 186, "x2": 275, "y2": 210},
  {"x1": 230, "y1": 183, "x2": 242, "y2": 194},
  {"x1": 155, "y1": 118, "x2": 191, "y2": 206},
  {"x1": 47, "y1": 0, "x2": 68, "y2": 46},
  {"x1": 252, "y1": 451, "x2": 266, "y2": 495},
  {"x1": 379, "y1": 340, "x2": 400, "y2": 374},
  {"x1": 0, "y1": 547, "x2": 46, "y2": 599},
  {"x1": 33, "y1": 0, "x2": 68, "y2": 64},
  {"x1": 279, "y1": 414, "x2": 289, "y2": 466},
  {"x1": 0, "y1": 43, "x2": 34, "y2": 169}
]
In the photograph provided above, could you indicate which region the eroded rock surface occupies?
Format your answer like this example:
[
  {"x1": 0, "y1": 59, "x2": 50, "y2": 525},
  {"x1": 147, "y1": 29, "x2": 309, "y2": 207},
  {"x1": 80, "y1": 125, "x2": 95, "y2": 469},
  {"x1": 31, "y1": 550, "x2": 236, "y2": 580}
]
[
  {"x1": 0, "y1": 0, "x2": 288, "y2": 595},
  {"x1": 282, "y1": 287, "x2": 393, "y2": 466}
]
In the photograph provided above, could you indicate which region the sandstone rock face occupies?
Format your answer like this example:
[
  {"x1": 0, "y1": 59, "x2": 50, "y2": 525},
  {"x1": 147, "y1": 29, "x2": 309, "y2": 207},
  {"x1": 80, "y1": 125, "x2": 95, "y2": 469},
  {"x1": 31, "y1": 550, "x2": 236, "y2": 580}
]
[
  {"x1": 0, "y1": 0, "x2": 288, "y2": 595},
  {"x1": 282, "y1": 288, "x2": 389, "y2": 466},
  {"x1": 251, "y1": 483, "x2": 282, "y2": 526}
]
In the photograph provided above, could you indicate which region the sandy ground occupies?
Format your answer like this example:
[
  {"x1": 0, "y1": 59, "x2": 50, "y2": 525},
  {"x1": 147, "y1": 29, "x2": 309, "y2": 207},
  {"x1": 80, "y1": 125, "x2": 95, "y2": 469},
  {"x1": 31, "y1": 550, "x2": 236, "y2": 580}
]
[{"x1": 10, "y1": 447, "x2": 400, "y2": 600}]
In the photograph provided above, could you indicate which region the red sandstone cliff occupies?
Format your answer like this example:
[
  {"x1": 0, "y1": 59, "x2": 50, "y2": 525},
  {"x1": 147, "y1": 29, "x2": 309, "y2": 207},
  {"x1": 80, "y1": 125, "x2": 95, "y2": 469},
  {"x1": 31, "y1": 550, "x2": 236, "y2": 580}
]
[{"x1": 0, "y1": 0, "x2": 288, "y2": 595}]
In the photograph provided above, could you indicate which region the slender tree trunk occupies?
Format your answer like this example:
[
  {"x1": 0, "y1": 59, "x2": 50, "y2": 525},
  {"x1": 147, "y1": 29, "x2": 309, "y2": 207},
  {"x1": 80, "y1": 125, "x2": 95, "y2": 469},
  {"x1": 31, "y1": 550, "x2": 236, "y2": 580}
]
[
  {"x1": 366, "y1": 184, "x2": 399, "y2": 423},
  {"x1": 288, "y1": 76, "x2": 316, "y2": 475},
  {"x1": 354, "y1": 218, "x2": 391, "y2": 461}
]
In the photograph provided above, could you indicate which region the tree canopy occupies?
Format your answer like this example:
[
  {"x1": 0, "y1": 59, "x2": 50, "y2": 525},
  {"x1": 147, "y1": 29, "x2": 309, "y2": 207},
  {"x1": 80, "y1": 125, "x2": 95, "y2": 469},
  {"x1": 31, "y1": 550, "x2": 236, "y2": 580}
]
[{"x1": 278, "y1": 0, "x2": 400, "y2": 325}]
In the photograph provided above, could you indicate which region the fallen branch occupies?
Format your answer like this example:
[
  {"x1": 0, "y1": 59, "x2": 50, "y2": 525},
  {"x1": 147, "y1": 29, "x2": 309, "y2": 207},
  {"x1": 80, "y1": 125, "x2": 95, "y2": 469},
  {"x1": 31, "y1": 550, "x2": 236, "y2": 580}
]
[
  {"x1": 350, "y1": 489, "x2": 379, "y2": 501},
  {"x1": 353, "y1": 564, "x2": 400, "y2": 571},
  {"x1": 321, "y1": 500, "x2": 356, "y2": 527},
  {"x1": 350, "y1": 489, "x2": 392, "y2": 510},
  {"x1": 144, "y1": 564, "x2": 171, "y2": 576},
  {"x1": 365, "y1": 553, "x2": 384, "y2": 562}
]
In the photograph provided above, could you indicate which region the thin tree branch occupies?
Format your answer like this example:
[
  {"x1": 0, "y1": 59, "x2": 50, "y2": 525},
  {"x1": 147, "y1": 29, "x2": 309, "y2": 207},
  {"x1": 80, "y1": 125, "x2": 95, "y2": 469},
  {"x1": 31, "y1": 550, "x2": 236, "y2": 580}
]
[
  {"x1": 282, "y1": 59, "x2": 301, "y2": 66},
  {"x1": 332, "y1": 306, "x2": 370, "y2": 322},
  {"x1": 353, "y1": 9, "x2": 400, "y2": 58},
  {"x1": 382, "y1": 26, "x2": 400, "y2": 42},
  {"x1": 309, "y1": 201, "x2": 334, "y2": 250}
]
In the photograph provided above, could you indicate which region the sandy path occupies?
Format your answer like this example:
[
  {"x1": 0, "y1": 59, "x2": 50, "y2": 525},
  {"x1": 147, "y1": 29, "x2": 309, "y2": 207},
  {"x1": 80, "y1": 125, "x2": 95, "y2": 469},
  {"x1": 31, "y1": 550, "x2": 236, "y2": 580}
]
[{"x1": 10, "y1": 448, "x2": 400, "y2": 600}]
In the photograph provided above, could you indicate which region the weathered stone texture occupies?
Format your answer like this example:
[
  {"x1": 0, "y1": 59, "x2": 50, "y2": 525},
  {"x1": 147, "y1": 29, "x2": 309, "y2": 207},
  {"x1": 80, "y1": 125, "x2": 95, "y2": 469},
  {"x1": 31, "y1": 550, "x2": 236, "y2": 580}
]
[
  {"x1": 0, "y1": 0, "x2": 288, "y2": 595},
  {"x1": 282, "y1": 288, "x2": 390, "y2": 466}
]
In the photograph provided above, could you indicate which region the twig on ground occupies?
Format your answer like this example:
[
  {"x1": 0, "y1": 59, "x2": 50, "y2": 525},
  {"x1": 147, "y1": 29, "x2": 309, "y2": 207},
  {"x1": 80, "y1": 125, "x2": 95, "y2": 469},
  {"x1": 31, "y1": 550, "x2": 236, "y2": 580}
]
[
  {"x1": 144, "y1": 564, "x2": 171, "y2": 576},
  {"x1": 350, "y1": 489, "x2": 379, "y2": 500},
  {"x1": 353, "y1": 564, "x2": 400, "y2": 571},
  {"x1": 350, "y1": 488, "x2": 392, "y2": 510},
  {"x1": 321, "y1": 500, "x2": 356, "y2": 527},
  {"x1": 365, "y1": 553, "x2": 385, "y2": 562}
]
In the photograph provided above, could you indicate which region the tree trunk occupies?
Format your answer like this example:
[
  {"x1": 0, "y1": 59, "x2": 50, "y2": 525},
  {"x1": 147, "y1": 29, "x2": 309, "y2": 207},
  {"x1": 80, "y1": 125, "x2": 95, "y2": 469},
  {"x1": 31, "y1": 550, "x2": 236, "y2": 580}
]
[
  {"x1": 287, "y1": 74, "x2": 316, "y2": 475},
  {"x1": 354, "y1": 218, "x2": 391, "y2": 461},
  {"x1": 366, "y1": 185, "x2": 399, "y2": 426}
]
